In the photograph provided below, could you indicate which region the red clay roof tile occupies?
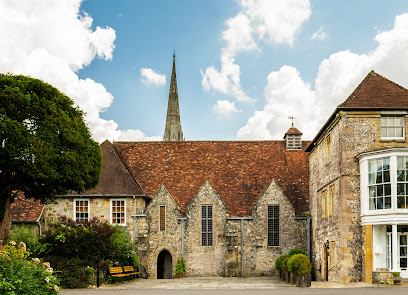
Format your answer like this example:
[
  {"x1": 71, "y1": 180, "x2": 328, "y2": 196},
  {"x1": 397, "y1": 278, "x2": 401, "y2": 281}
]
[
  {"x1": 11, "y1": 194, "x2": 44, "y2": 222},
  {"x1": 113, "y1": 141, "x2": 310, "y2": 217}
]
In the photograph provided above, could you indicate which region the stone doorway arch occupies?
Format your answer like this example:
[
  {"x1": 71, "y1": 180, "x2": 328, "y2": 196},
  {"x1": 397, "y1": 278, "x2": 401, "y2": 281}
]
[{"x1": 157, "y1": 249, "x2": 172, "y2": 279}]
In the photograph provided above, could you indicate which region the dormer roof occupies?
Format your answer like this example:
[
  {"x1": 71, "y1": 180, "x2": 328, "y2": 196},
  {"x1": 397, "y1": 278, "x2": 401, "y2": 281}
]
[{"x1": 284, "y1": 127, "x2": 303, "y2": 138}]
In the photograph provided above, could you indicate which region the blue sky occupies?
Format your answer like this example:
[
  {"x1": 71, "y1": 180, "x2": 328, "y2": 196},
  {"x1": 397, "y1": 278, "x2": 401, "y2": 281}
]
[{"x1": 2, "y1": 1, "x2": 408, "y2": 141}]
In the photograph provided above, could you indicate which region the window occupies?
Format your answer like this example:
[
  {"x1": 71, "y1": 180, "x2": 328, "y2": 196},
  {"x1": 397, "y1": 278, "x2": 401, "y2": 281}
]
[
  {"x1": 397, "y1": 156, "x2": 408, "y2": 208},
  {"x1": 324, "y1": 134, "x2": 331, "y2": 163},
  {"x1": 201, "y1": 205, "x2": 213, "y2": 246},
  {"x1": 267, "y1": 205, "x2": 279, "y2": 246},
  {"x1": 111, "y1": 199, "x2": 126, "y2": 225},
  {"x1": 286, "y1": 135, "x2": 301, "y2": 149},
  {"x1": 321, "y1": 190, "x2": 327, "y2": 218},
  {"x1": 368, "y1": 157, "x2": 391, "y2": 210},
  {"x1": 328, "y1": 185, "x2": 335, "y2": 216},
  {"x1": 159, "y1": 205, "x2": 166, "y2": 231},
  {"x1": 74, "y1": 199, "x2": 89, "y2": 222},
  {"x1": 381, "y1": 115, "x2": 404, "y2": 139}
]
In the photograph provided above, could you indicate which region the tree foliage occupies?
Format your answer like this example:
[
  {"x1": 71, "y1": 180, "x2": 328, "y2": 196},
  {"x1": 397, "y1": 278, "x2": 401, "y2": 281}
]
[{"x1": 0, "y1": 74, "x2": 102, "y2": 239}]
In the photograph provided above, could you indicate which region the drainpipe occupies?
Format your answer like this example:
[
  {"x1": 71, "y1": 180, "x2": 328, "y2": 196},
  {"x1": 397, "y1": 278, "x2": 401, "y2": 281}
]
[
  {"x1": 294, "y1": 216, "x2": 312, "y2": 260},
  {"x1": 131, "y1": 196, "x2": 147, "y2": 245},
  {"x1": 227, "y1": 217, "x2": 253, "y2": 277},
  {"x1": 177, "y1": 217, "x2": 186, "y2": 258}
]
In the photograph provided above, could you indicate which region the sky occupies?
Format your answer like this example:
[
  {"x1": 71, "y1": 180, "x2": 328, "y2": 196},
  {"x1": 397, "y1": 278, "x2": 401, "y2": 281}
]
[{"x1": 2, "y1": 0, "x2": 408, "y2": 142}]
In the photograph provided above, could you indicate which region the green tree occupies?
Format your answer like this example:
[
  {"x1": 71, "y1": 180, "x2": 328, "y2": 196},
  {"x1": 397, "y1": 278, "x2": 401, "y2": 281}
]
[{"x1": 0, "y1": 74, "x2": 102, "y2": 242}]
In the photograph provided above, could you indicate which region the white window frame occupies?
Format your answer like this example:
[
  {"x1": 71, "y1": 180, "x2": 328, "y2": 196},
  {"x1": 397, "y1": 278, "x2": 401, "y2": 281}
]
[
  {"x1": 359, "y1": 148, "x2": 408, "y2": 226},
  {"x1": 381, "y1": 112, "x2": 406, "y2": 140},
  {"x1": 110, "y1": 199, "x2": 126, "y2": 226},
  {"x1": 73, "y1": 198, "x2": 90, "y2": 222}
]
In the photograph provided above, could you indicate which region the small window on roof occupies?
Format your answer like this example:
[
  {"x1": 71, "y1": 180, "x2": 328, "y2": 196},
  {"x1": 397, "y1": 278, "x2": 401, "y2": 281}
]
[{"x1": 381, "y1": 115, "x2": 405, "y2": 139}]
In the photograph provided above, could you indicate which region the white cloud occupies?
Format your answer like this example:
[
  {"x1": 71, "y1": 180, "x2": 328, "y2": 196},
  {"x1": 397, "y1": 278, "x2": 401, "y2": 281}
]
[
  {"x1": 201, "y1": 0, "x2": 311, "y2": 106},
  {"x1": 212, "y1": 100, "x2": 241, "y2": 115},
  {"x1": 240, "y1": 0, "x2": 312, "y2": 45},
  {"x1": 238, "y1": 13, "x2": 408, "y2": 140},
  {"x1": 237, "y1": 66, "x2": 318, "y2": 139},
  {"x1": 140, "y1": 68, "x2": 166, "y2": 87},
  {"x1": 311, "y1": 26, "x2": 328, "y2": 40},
  {"x1": 222, "y1": 13, "x2": 258, "y2": 56},
  {"x1": 0, "y1": 0, "x2": 154, "y2": 142}
]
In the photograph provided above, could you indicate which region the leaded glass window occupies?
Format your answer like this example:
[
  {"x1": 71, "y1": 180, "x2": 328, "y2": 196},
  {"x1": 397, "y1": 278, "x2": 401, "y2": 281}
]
[
  {"x1": 201, "y1": 205, "x2": 213, "y2": 246},
  {"x1": 267, "y1": 205, "x2": 279, "y2": 246}
]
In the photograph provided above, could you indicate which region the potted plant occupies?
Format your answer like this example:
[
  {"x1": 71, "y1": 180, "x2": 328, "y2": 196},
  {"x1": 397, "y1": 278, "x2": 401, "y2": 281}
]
[
  {"x1": 287, "y1": 254, "x2": 312, "y2": 287},
  {"x1": 392, "y1": 272, "x2": 402, "y2": 285},
  {"x1": 175, "y1": 257, "x2": 186, "y2": 278},
  {"x1": 275, "y1": 254, "x2": 289, "y2": 281}
]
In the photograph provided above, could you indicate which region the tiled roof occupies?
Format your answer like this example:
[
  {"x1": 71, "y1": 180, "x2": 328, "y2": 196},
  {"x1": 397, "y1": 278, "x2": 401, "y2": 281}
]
[
  {"x1": 113, "y1": 141, "x2": 310, "y2": 217},
  {"x1": 11, "y1": 194, "x2": 44, "y2": 222},
  {"x1": 284, "y1": 127, "x2": 303, "y2": 137},
  {"x1": 69, "y1": 140, "x2": 146, "y2": 196},
  {"x1": 306, "y1": 71, "x2": 408, "y2": 152},
  {"x1": 339, "y1": 71, "x2": 408, "y2": 109}
]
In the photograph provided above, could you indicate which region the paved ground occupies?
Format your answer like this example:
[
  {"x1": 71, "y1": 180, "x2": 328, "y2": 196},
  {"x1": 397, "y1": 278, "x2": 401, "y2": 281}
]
[{"x1": 62, "y1": 276, "x2": 408, "y2": 295}]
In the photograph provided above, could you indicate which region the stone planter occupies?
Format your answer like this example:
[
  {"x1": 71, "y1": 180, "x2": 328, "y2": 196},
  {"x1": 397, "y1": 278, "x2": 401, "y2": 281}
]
[
  {"x1": 296, "y1": 273, "x2": 311, "y2": 287},
  {"x1": 393, "y1": 276, "x2": 402, "y2": 285}
]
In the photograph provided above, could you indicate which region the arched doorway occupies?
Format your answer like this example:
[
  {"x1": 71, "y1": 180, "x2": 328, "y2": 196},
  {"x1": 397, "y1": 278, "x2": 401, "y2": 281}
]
[{"x1": 157, "y1": 249, "x2": 172, "y2": 279}]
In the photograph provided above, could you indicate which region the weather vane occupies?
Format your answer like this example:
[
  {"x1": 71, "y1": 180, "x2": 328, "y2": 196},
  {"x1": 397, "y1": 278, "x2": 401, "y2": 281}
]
[{"x1": 288, "y1": 115, "x2": 295, "y2": 127}]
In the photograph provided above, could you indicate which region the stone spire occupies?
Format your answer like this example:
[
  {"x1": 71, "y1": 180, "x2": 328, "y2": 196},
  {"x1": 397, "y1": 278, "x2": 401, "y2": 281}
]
[{"x1": 163, "y1": 52, "x2": 184, "y2": 141}]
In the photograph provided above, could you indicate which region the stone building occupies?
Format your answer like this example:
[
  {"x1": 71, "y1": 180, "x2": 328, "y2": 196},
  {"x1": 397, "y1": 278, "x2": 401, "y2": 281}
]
[
  {"x1": 39, "y1": 54, "x2": 310, "y2": 279},
  {"x1": 307, "y1": 71, "x2": 408, "y2": 282},
  {"x1": 12, "y1": 54, "x2": 408, "y2": 283}
]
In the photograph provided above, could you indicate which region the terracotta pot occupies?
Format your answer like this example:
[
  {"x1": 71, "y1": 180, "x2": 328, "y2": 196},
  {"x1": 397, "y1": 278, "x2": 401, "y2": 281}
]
[{"x1": 175, "y1": 273, "x2": 185, "y2": 278}]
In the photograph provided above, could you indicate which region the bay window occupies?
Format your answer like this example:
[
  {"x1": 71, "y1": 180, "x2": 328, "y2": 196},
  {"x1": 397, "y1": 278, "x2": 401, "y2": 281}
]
[{"x1": 360, "y1": 150, "x2": 408, "y2": 214}]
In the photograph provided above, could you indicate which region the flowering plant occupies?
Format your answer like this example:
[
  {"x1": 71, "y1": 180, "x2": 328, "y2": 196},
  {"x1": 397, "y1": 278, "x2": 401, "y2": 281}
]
[{"x1": 0, "y1": 241, "x2": 60, "y2": 294}]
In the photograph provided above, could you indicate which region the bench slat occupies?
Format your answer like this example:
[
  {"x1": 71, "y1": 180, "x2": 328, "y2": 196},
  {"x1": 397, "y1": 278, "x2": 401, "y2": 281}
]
[{"x1": 109, "y1": 266, "x2": 140, "y2": 278}]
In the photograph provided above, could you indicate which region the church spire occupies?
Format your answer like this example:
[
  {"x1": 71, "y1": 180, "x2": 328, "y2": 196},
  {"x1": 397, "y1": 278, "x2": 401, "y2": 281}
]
[{"x1": 163, "y1": 52, "x2": 184, "y2": 141}]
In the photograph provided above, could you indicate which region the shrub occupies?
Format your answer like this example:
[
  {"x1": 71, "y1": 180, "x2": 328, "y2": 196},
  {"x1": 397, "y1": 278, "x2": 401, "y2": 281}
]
[
  {"x1": 392, "y1": 272, "x2": 400, "y2": 277},
  {"x1": 288, "y1": 248, "x2": 307, "y2": 256},
  {"x1": 275, "y1": 254, "x2": 290, "y2": 271},
  {"x1": 287, "y1": 254, "x2": 312, "y2": 275},
  {"x1": 111, "y1": 226, "x2": 138, "y2": 268},
  {"x1": 0, "y1": 241, "x2": 60, "y2": 294},
  {"x1": 281, "y1": 255, "x2": 291, "y2": 271},
  {"x1": 175, "y1": 257, "x2": 186, "y2": 275},
  {"x1": 37, "y1": 216, "x2": 138, "y2": 288},
  {"x1": 7, "y1": 226, "x2": 40, "y2": 254}
]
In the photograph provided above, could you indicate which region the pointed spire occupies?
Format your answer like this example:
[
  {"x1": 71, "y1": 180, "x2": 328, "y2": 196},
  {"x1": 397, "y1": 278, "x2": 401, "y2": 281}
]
[{"x1": 164, "y1": 52, "x2": 184, "y2": 141}]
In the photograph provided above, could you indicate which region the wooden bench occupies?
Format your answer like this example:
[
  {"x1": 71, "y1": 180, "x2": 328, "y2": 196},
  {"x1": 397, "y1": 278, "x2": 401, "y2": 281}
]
[{"x1": 109, "y1": 266, "x2": 141, "y2": 278}]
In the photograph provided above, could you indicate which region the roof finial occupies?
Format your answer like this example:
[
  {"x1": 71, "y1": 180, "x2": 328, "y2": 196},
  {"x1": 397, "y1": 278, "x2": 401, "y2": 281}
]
[
  {"x1": 288, "y1": 115, "x2": 295, "y2": 127},
  {"x1": 173, "y1": 49, "x2": 175, "y2": 61}
]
